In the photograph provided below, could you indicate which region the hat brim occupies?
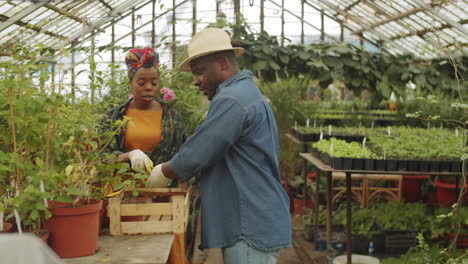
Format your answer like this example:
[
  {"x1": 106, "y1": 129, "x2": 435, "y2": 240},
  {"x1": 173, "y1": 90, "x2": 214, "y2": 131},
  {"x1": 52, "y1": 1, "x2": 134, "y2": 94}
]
[{"x1": 179, "y1": 47, "x2": 244, "y2": 72}]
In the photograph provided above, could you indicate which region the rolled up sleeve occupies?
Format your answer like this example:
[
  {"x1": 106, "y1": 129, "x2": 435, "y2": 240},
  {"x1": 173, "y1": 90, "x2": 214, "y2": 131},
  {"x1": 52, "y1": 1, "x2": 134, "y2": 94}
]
[{"x1": 170, "y1": 96, "x2": 246, "y2": 181}]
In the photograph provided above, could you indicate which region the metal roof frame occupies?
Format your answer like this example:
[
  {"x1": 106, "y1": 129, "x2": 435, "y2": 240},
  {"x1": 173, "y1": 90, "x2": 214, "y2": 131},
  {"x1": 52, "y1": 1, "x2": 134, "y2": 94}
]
[{"x1": 0, "y1": 0, "x2": 466, "y2": 61}]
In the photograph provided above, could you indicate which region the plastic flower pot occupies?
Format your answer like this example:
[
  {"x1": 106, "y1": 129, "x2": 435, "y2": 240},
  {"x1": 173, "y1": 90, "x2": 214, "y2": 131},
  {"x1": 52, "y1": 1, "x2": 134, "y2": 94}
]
[
  {"x1": 342, "y1": 158, "x2": 353, "y2": 170},
  {"x1": 0, "y1": 222, "x2": 13, "y2": 233},
  {"x1": 375, "y1": 160, "x2": 386, "y2": 171},
  {"x1": 331, "y1": 254, "x2": 380, "y2": 264},
  {"x1": 46, "y1": 199, "x2": 102, "y2": 258},
  {"x1": 303, "y1": 223, "x2": 315, "y2": 241},
  {"x1": 364, "y1": 159, "x2": 374, "y2": 170},
  {"x1": 451, "y1": 161, "x2": 462, "y2": 172},
  {"x1": 353, "y1": 158, "x2": 364, "y2": 170},
  {"x1": 386, "y1": 160, "x2": 397, "y2": 171},
  {"x1": 402, "y1": 175, "x2": 430, "y2": 202},
  {"x1": 435, "y1": 179, "x2": 468, "y2": 208},
  {"x1": 397, "y1": 160, "x2": 408, "y2": 171},
  {"x1": 448, "y1": 232, "x2": 468, "y2": 249}
]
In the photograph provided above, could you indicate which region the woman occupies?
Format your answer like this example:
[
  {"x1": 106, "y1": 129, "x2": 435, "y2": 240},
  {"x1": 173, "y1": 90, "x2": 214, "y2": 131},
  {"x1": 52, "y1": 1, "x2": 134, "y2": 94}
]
[{"x1": 103, "y1": 47, "x2": 186, "y2": 186}]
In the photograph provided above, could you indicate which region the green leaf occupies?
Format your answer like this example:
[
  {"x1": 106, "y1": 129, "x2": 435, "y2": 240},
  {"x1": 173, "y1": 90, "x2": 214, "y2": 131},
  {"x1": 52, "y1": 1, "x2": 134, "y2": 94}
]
[
  {"x1": 262, "y1": 46, "x2": 273, "y2": 55},
  {"x1": 451, "y1": 103, "x2": 468, "y2": 109},
  {"x1": 298, "y1": 51, "x2": 310, "y2": 60},
  {"x1": 461, "y1": 153, "x2": 468, "y2": 161},
  {"x1": 377, "y1": 81, "x2": 391, "y2": 99},
  {"x1": 414, "y1": 74, "x2": 426, "y2": 86},
  {"x1": 65, "y1": 187, "x2": 82, "y2": 195},
  {"x1": 279, "y1": 54, "x2": 289, "y2": 64},
  {"x1": 269, "y1": 61, "x2": 281, "y2": 71},
  {"x1": 30, "y1": 210, "x2": 38, "y2": 220},
  {"x1": 252, "y1": 61, "x2": 267, "y2": 70}
]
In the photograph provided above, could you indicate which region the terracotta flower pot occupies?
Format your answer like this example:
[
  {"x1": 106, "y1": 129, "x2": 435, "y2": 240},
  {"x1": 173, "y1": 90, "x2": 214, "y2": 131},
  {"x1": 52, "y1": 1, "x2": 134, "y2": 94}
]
[
  {"x1": 46, "y1": 198, "x2": 102, "y2": 258},
  {"x1": 0, "y1": 222, "x2": 13, "y2": 233}
]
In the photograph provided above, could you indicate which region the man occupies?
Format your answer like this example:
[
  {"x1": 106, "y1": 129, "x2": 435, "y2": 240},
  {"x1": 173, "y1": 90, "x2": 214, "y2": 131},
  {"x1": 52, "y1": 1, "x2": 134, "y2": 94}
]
[{"x1": 149, "y1": 28, "x2": 291, "y2": 264}]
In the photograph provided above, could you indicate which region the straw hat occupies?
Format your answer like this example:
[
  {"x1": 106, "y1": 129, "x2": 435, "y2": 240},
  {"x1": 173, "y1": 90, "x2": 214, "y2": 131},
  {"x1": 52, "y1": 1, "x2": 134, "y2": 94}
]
[{"x1": 179, "y1": 28, "x2": 244, "y2": 72}]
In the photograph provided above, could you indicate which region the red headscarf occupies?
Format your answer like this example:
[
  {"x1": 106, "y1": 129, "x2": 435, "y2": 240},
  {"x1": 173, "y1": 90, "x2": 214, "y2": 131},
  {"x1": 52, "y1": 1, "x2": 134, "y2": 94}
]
[{"x1": 125, "y1": 47, "x2": 159, "y2": 80}]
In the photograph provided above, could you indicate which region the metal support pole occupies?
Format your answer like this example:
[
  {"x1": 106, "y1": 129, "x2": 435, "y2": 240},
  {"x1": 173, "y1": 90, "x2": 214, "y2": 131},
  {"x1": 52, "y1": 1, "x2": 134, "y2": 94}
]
[
  {"x1": 260, "y1": 0, "x2": 264, "y2": 33},
  {"x1": 233, "y1": 0, "x2": 241, "y2": 41},
  {"x1": 303, "y1": 143, "x2": 309, "y2": 214},
  {"x1": 152, "y1": 0, "x2": 156, "y2": 48},
  {"x1": 111, "y1": 22, "x2": 115, "y2": 73},
  {"x1": 340, "y1": 22, "x2": 344, "y2": 42},
  {"x1": 326, "y1": 171, "x2": 333, "y2": 249},
  {"x1": 301, "y1": 0, "x2": 304, "y2": 44},
  {"x1": 132, "y1": 8, "x2": 135, "y2": 47},
  {"x1": 346, "y1": 172, "x2": 352, "y2": 264},
  {"x1": 51, "y1": 64, "x2": 55, "y2": 93},
  {"x1": 320, "y1": 9, "x2": 324, "y2": 41},
  {"x1": 281, "y1": 0, "x2": 284, "y2": 47},
  {"x1": 70, "y1": 42, "x2": 75, "y2": 103},
  {"x1": 172, "y1": 0, "x2": 176, "y2": 69},
  {"x1": 192, "y1": 0, "x2": 197, "y2": 36}
]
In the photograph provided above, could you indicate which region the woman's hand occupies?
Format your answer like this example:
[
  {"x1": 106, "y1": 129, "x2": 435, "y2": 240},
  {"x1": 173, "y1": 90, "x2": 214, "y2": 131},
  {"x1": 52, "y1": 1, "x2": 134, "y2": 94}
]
[{"x1": 128, "y1": 149, "x2": 154, "y2": 174}]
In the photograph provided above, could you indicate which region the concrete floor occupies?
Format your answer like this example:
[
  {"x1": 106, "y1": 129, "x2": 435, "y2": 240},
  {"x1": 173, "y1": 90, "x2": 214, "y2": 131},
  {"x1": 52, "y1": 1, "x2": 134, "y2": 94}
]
[{"x1": 192, "y1": 214, "x2": 329, "y2": 264}]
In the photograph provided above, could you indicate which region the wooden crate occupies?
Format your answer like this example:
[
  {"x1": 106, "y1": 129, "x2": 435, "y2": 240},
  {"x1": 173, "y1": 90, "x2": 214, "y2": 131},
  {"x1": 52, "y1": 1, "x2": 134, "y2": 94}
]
[{"x1": 108, "y1": 186, "x2": 190, "y2": 236}]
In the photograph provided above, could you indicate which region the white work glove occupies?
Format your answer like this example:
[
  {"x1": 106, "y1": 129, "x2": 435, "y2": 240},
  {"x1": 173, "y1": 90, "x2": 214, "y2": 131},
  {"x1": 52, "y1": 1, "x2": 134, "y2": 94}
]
[
  {"x1": 128, "y1": 149, "x2": 153, "y2": 174},
  {"x1": 148, "y1": 163, "x2": 170, "y2": 188}
]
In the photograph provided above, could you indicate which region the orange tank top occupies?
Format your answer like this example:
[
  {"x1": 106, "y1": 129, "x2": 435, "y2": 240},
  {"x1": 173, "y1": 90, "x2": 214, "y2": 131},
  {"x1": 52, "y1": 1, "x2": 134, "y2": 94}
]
[{"x1": 124, "y1": 108, "x2": 163, "y2": 152}]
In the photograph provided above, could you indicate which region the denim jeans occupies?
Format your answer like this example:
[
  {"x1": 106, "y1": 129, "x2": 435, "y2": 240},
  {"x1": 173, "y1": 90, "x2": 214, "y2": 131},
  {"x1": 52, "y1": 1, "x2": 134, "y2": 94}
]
[{"x1": 223, "y1": 240, "x2": 280, "y2": 264}]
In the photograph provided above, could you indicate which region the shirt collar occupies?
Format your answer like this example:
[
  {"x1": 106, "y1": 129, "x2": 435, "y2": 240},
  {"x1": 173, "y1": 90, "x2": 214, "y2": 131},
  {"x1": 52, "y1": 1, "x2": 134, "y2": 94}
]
[{"x1": 218, "y1": 70, "x2": 253, "y2": 92}]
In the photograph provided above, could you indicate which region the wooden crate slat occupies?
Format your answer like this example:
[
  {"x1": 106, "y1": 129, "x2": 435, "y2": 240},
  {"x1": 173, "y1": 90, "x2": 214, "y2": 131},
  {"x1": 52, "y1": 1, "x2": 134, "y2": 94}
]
[
  {"x1": 171, "y1": 195, "x2": 185, "y2": 234},
  {"x1": 109, "y1": 187, "x2": 190, "y2": 236},
  {"x1": 121, "y1": 221, "x2": 172, "y2": 234},
  {"x1": 161, "y1": 215, "x2": 172, "y2": 221},
  {"x1": 148, "y1": 215, "x2": 162, "y2": 221},
  {"x1": 120, "y1": 203, "x2": 172, "y2": 216}
]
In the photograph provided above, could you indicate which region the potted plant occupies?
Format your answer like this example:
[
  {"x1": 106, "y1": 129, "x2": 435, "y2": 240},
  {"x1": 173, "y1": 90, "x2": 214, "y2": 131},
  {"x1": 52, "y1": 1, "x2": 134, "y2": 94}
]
[
  {"x1": 434, "y1": 206, "x2": 468, "y2": 249},
  {"x1": 334, "y1": 203, "x2": 384, "y2": 254},
  {"x1": 7, "y1": 184, "x2": 52, "y2": 242},
  {"x1": 374, "y1": 201, "x2": 431, "y2": 254},
  {"x1": 434, "y1": 176, "x2": 468, "y2": 208}
]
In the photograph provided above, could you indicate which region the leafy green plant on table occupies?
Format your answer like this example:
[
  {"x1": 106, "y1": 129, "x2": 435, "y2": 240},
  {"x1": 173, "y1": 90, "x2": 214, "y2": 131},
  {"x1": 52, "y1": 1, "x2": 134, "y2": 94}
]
[
  {"x1": 333, "y1": 203, "x2": 382, "y2": 239},
  {"x1": 374, "y1": 201, "x2": 432, "y2": 234},
  {"x1": 313, "y1": 138, "x2": 376, "y2": 158}
]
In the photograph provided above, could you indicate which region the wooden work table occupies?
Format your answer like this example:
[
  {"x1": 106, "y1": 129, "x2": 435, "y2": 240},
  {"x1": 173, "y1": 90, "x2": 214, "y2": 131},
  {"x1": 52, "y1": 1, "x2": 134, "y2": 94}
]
[
  {"x1": 63, "y1": 232, "x2": 174, "y2": 264},
  {"x1": 299, "y1": 152, "x2": 463, "y2": 264}
]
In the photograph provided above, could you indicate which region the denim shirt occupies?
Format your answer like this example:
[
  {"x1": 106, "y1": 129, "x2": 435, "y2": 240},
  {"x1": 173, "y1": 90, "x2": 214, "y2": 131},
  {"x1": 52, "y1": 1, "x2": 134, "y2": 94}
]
[{"x1": 170, "y1": 70, "x2": 291, "y2": 250}]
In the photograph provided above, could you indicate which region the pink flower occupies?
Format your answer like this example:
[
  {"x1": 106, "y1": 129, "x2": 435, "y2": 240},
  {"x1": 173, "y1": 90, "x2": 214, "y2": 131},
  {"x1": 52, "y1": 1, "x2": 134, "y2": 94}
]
[
  {"x1": 160, "y1": 87, "x2": 175, "y2": 101},
  {"x1": 127, "y1": 94, "x2": 134, "y2": 99}
]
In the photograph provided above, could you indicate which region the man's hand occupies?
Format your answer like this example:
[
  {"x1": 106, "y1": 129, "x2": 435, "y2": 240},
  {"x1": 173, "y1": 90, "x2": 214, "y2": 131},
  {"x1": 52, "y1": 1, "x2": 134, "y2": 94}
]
[
  {"x1": 128, "y1": 149, "x2": 154, "y2": 174},
  {"x1": 148, "y1": 163, "x2": 170, "y2": 187}
]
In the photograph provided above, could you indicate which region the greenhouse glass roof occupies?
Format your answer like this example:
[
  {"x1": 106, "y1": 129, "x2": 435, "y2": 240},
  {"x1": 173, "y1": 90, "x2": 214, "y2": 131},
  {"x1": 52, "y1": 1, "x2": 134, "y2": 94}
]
[
  {"x1": 307, "y1": 0, "x2": 467, "y2": 58},
  {"x1": 0, "y1": 0, "x2": 466, "y2": 59}
]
